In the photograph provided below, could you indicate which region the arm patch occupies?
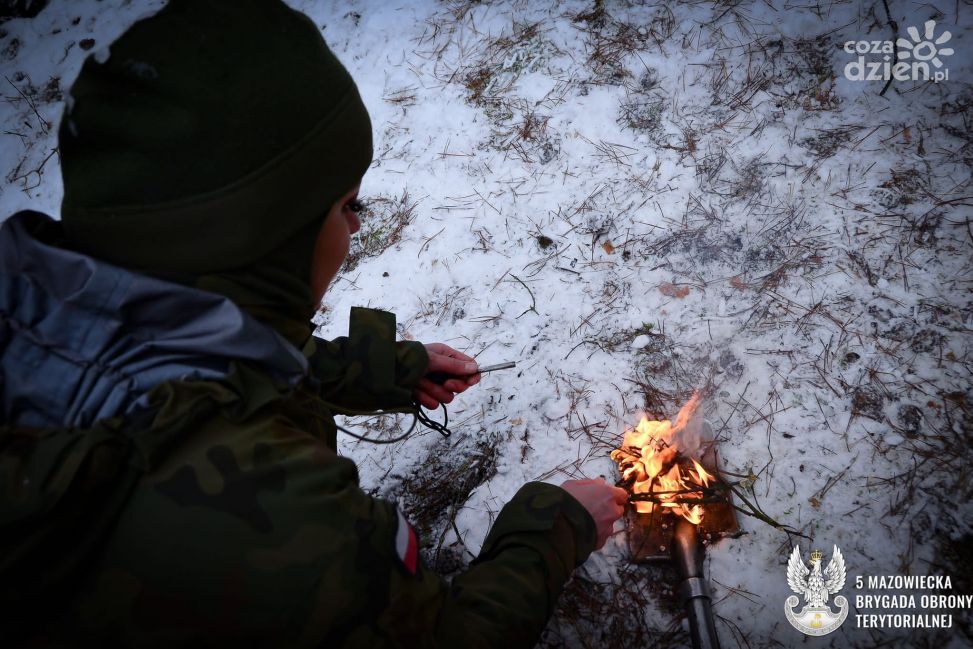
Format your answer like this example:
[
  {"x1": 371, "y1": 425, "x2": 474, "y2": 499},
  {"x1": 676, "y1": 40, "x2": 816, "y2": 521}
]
[{"x1": 394, "y1": 507, "x2": 419, "y2": 576}]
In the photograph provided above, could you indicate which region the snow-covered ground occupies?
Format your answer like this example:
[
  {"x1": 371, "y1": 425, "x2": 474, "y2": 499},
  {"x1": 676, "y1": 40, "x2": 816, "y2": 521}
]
[{"x1": 2, "y1": 1, "x2": 971, "y2": 647}]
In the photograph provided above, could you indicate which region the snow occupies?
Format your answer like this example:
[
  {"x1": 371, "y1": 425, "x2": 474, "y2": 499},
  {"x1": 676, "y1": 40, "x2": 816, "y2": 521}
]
[
  {"x1": 2, "y1": 1, "x2": 971, "y2": 648},
  {"x1": 632, "y1": 334, "x2": 652, "y2": 350}
]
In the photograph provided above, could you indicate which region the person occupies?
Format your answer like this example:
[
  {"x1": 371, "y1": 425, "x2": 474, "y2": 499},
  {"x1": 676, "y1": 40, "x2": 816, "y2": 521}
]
[{"x1": 0, "y1": 0, "x2": 628, "y2": 646}]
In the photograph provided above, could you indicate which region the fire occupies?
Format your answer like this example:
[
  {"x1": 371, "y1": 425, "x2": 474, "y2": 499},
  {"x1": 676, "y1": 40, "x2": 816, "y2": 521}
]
[{"x1": 610, "y1": 394, "x2": 714, "y2": 525}]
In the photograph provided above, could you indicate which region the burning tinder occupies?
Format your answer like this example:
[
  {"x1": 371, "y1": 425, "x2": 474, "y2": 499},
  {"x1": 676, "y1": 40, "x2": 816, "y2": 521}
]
[{"x1": 610, "y1": 394, "x2": 717, "y2": 525}]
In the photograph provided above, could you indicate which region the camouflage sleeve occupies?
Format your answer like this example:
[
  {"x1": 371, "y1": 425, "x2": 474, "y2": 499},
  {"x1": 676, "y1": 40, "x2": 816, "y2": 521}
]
[
  {"x1": 39, "y1": 397, "x2": 596, "y2": 647},
  {"x1": 343, "y1": 482, "x2": 598, "y2": 648},
  {"x1": 305, "y1": 307, "x2": 428, "y2": 413}
]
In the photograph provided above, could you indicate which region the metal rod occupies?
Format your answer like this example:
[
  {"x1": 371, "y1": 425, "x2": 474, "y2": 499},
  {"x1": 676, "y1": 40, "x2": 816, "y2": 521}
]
[
  {"x1": 475, "y1": 361, "x2": 516, "y2": 373},
  {"x1": 427, "y1": 361, "x2": 516, "y2": 385},
  {"x1": 673, "y1": 518, "x2": 721, "y2": 649}
]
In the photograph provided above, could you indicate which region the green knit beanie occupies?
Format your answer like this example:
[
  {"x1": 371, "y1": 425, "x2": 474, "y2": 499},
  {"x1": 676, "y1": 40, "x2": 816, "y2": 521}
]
[{"x1": 59, "y1": 0, "x2": 373, "y2": 275}]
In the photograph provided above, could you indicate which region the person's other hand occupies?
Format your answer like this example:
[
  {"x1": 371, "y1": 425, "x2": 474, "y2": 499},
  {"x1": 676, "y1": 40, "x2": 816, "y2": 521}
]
[
  {"x1": 560, "y1": 478, "x2": 628, "y2": 550},
  {"x1": 414, "y1": 343, "x2": 480, "y2": 409}
]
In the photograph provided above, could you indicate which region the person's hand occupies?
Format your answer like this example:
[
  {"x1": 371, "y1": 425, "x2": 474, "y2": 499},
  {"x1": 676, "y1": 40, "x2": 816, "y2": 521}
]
[
  {"x1": 560, "y1": 478, "x2": 628, "y2": 550},
  {"x1": 414, "y1": 343, "x2": 480, "y2": 409}
]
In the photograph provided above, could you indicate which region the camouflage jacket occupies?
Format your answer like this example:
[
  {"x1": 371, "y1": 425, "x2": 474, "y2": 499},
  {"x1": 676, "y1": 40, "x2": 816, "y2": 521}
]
[{"x1": 0, "y1": 212, "x2": 597, "y2": 647}]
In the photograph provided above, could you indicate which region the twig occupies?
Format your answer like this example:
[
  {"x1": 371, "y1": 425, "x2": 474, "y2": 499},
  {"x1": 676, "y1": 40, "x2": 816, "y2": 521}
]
[
  {"x1": 878, "y1": 0, "x2": 899, "y2": 97},
  {"x1": 4, "y1": 75, "x2": 50, "y2": 132},
  {"x1": 509, "y1": 273, "x2": 538, "y2": 318}
]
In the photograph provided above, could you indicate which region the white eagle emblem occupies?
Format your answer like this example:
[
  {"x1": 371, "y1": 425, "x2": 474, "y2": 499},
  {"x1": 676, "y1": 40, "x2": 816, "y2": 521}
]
[{"x1": 783, "y1": 545, "x2": 849, "y2": 636}]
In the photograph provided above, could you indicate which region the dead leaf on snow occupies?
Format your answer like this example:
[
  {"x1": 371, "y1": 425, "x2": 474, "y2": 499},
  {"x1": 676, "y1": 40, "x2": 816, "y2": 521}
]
[
  {"x1": 658, "y1": 282, "x2": 689, "y2": 298},
  {"x1": 729, "y1": 275, "x2": 748, "y2": 290}
]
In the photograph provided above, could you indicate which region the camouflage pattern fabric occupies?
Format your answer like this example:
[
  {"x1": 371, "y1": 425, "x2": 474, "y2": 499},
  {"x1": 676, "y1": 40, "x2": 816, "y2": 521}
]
[
  {"x1": 2, "y1": 283, "x2": 597, "y2": 647},
  {"x1": 306, "y1": 307, "x2": 428, "y2": 414},
  {"x1": 1, "y1": 363, "x2": 283, "y2": 644},
  {"x1": 40, "y1": 396, "x2": 594, "y2": 647}
]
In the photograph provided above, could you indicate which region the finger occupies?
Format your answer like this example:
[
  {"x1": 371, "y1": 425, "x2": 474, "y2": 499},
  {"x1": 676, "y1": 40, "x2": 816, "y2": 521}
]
[
  {"x1": 611, "y1": 487, "x2": 629, "y2": 504},
  {"x1": 443, "y1": 378, "x2": 468, "y2": 393},
  {"x1": 417, "y1": 378, "x2": 454, "y2": 404},
  {"x1": 414, "y1": 389, "x2": 439, "y2": 410},
  {"x1": 445, "y1": 347, "x2": 477, "y2": 364},
  {"x1": 452, "y1": 377, "x2": 479, "y2": 392},
  {"x1": 427, "y1": 352, "x2": 478, "y2": 377},
  {"x1": 418, "y1": 380, "x2": 453, "y2": 404},
  {"x1": 428, "y1": 343, "x2": 474, "y2": 362}
]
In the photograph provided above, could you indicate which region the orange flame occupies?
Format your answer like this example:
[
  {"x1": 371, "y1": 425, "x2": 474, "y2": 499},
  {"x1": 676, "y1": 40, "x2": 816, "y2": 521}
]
[{"x1": 609, "y1": 394, "x2": 713, "y2": 525}]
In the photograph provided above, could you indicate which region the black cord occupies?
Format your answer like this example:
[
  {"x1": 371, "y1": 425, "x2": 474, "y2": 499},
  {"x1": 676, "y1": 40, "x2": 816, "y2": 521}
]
[
  {"x1": 412, "y1": 399, "x2": 451, "y2": 438},
  {"x1": 334, "y1": 416, "x2": 417, "y2": 444},
  {"x1": 334, "y1": 401, "x2": 452, "y2": 444}
]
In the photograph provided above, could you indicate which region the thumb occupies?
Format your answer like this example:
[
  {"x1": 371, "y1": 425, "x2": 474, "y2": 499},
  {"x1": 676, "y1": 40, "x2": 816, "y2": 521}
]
[
  {"x1": 611, "y1": 486, "x2": 629, "y2": 505},
  {"x1": 428, "y1": 352, "x2": 478, "y2": 376}
]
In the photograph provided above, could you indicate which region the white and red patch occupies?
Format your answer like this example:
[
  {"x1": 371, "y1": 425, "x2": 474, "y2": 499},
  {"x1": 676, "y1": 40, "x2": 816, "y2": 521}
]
[{"x1": 394, "y1": 507, "x2": 418, "y2": 575}]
